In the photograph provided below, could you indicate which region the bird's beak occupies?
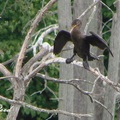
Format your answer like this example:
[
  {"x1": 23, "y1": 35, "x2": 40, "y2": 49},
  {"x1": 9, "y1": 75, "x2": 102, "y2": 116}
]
[{"x1": 70, "y1": 24, "x2": 78, "y2": 33}]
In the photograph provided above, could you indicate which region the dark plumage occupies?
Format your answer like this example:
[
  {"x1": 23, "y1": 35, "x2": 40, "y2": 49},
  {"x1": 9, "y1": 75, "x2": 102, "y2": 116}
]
[{"x1": 53, "y1": 19, "x2": 113, "y2": 70}]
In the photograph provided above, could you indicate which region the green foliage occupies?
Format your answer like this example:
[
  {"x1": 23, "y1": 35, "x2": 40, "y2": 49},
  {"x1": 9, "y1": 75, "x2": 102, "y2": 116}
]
[
  {"x1": 0, "y1": 0, "x2": 57, "y2": 41},
  {"x1": 0, "y1": 112, "x2": 6, "y2": 120},
  {"x1": 102, "y1": 0, "x2": 116, "y2": 71},
  {"x1": 103, "y1": 0, "x2": 115, "y2": 7},
  {"x1": 0, "y1": 80, "x2": 12, "y2": 119},
  {"x1": 20, "y1": 76, "x2": 58, "y2": 119},
  {"x1": 0, "y1": 40, "x2": 22, "y2": 62}
]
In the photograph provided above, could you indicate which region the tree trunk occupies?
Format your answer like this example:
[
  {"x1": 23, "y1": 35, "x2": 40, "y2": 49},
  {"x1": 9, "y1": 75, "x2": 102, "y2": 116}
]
[
  {"x1": 73, "y1": 1, "x2": 92, "y2": 120},
  {"x1": 58, "y1": 0, "x2": 73, "y2": 120},
  {"x1": 6, "y1": 78, "x2": 25, "y2": 120},
  {"x1": 58, "y1": 0, "x2": 103, "y2": 120},
  {"x1": 73, "y1": 1, "x2": 103, "y2": 120},
  {"x1": 88, "y1": 3, "x2": 104, "y2": 120},
  {"x1": 103, "y1": 1, "x2": 120, "y2": 120}
]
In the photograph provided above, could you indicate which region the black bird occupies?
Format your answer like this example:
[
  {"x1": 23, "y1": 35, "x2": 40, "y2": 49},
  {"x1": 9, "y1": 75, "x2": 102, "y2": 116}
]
[{"x1": 53, "y1": 19, "x2": 113, "y2": 70}]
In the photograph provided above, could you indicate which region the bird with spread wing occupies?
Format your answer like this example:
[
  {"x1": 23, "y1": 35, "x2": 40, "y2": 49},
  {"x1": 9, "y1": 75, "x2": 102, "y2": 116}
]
[{"x1": 53, "y1": 19, "x2": 113, "y2": 70}]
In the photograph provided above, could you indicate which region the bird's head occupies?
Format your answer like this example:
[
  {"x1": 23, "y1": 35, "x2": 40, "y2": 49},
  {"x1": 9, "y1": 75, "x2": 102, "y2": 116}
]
[{"x1": 70, "y1": 19, "x2": 82, "y2": 32}]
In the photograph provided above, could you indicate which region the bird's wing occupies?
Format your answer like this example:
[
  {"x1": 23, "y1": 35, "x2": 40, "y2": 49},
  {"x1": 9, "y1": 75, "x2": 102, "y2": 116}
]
[
  {"x1": 85, "y1": 31, "x2": 113, "y2": 57},
  {"x1": 53, "y1": 30, "x2": 72, "y2": 54}
]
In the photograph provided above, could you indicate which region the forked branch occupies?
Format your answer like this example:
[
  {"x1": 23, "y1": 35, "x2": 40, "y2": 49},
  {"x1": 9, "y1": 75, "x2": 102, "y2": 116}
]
[
  {"x1": 0, "y1": 95, "x2": 92, "y2": 119},
  {"x1": 15, "y1": 0, "x2": 57, "y2": 77}
]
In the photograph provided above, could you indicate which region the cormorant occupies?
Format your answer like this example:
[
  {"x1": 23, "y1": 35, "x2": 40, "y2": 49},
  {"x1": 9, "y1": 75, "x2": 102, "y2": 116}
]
[{"x1": 53, "y1": 19, "x2": 113, "y2": 70}]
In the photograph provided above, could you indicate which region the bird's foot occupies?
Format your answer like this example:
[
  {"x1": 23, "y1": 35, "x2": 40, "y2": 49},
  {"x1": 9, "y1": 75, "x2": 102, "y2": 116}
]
[
  {"x1": 66, "y1": 58, "x2": 74, "y2": 64},
  {"x1": 83, "y1": 61, "x2": 90, "y2": 71}
]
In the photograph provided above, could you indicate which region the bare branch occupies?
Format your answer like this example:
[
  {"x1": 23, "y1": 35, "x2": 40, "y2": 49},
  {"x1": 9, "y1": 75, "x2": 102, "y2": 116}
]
[
  {"x1": 36, "y1": 73, "x2": 93, "y2": 102},
  {"x1": 94, "y1": 99, "x2": 113, "y2": 118},
  {"x1": 0, "y1": 64, "x2": 12, "y2": 82},
  {"x1": 100, "y1": 1, "x2": 114, "y2": 15},
  {"x1": 33, "y1": 24, "x2": 58, "y2": 55},
  {"x1": 84, "y1": 0, "x2": 97, "y2": 34},
  {"x1": 31, "y1": 79, "x2": 47, "y2": 96},
  {"x1": 78, "y1": 0, "x2": 100, "y2": 19},
  {"x1": 2, "y1": 47, "x2": 33, "y2": 66},
  {"x1": 15, "y1": 0, "x2": 57, "y2": 77},
  {"x1": 0, "y1": 76, "x2": 18, "y2": 80},
  {"x1": 25, "y1": 57, "x2": 66, "y2": 81},
  {"x1": 89, "y1": 68, "x2": 120, "y2": 92},
  {"x1": 0, "y1": 64, "x2": 11, "y2": 76},
  {"x1": 33, "y1": 24, "x2": 58, "y2": 39},
  {"x1": 21, "y1": 47, "x2": 50, "y2": 76},
  {"x1": 0, "y1": 95, "x2": 92, "y2": 119},
  {"x1": 90, "y1": 76, "x2": 101, "y2": 93},
  {"x1": 25, "y1": 57, "x2": 120, "y2": 92},
  {"x1": 36, "y1": 73, "x2": 93, "y2": 85},
  {"x1": 101, "y1": 18, "x2": 112, "y2": 35}
]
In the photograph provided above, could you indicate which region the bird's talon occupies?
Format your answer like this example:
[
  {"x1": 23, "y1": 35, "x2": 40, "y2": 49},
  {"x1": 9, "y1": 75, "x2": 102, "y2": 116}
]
[
  {"x1": 83, "y1": 61, "x2": 90, "y2": 71},
  {"x1": 66, "y1": 58, "x2": 73, "y2": 64}
]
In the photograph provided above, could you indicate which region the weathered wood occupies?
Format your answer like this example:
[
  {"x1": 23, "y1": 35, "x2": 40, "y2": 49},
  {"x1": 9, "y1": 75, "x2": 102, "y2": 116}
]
[
  {"x1": 58, "y1": 0, "x2": 103, "y2": 120},
  {"x1": 6, "y1": 1, "x2": 57, "y2": 120},
  {"x1": 73, "y1": 1, "x2": 92, "y2": 120},
  {"x1": 88, "y1": 3, "x2": 104, "y2": 120},
  {"x1": 73, "y1": 1, "x2": 103, "y2": 120},
  {"x1": 15, "y1": 0, "x2": 57, "y2": 77},
  {"x1": 58, "y1": 0, "x2": 74, "y2": 120}
]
